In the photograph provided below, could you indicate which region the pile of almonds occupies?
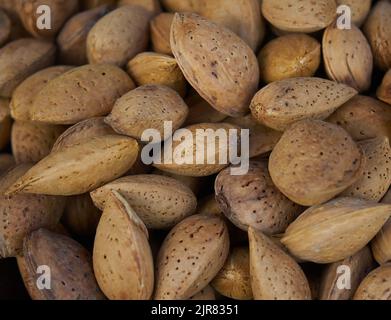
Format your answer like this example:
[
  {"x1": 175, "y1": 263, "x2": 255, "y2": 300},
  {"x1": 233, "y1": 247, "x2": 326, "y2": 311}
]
[{"x1": 0, "y1": 0, "x2": 391, "y2": 301}]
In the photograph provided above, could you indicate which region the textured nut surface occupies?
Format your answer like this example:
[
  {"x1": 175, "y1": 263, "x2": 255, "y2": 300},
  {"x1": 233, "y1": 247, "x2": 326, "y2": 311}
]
[
  {"x1": 353, "y1": 264, "x2": 391, "y2": 300},
  {"x1": 150, "y1": 13, "x2": 174, "y2": 55},
  {"x1": 377, "y1": 69, "x2": 391, "y2": 105}
]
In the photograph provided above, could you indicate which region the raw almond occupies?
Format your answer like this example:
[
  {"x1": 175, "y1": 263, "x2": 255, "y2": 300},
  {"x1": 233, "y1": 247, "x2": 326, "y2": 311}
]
[
  {"x1": 258, "y1": 34, "x2": 321, "y2": 84},
  {"x1": 353, "y1": 264, "x2": 391, "y2": 300},
  {"x1": 215, "y1": 161, "x2": 302, "y2": 234},
  {"x1": 189, "y1": 285, "x2": 216, "y2": 300},
  {"x1": 21, "y1": 228, "x2": 105, "y2": 300},
  {"x1": 105, "y1": 85, "x2": 189, "y2": 141},
  {"x1": 0, "y1": 8, "x2": 10, "y2": 46},
  {"x1": 319, "y1": 246, "x2": 375, "y2": 300},
  {"x1": 341, "y1": 136, "x2": 391, "y2": 202},
  {"x1": 57, "y1": 5, "x2": 112, "y2": 66},
  {"x1": 0, "y1": 164, "x2": 65, "y2": 257},
  {"x1": 90, "y1": 174, "x2": 197, "y2": 229},
  {"x1": 336, "y1": 0, "x2": 371, "y2": 27},
  {"x1": 127, "y1": 52, "x2": 187, "y2": 97},
  {"x1": 211, "y1": 246, "x2": 252, "y2": 300},
  {"x1": 18, "y1": 0, "x2": 79, "y2": 39},
  {"x1": 6, "y1": 135, "x2": 139, "y2": 196},
  {"x1": 248, "y1": 228, "x2": 311, "y2": 300},
  {"x1": 153, "y1": 123, "x2": 240, "y2": 177},
  {"x1": 250, "y1": 77, "x2": 357, "y2": 131},
  {"x1": 153, "y1": 169, "x2": 205, "y2": 196},
  {"x1": 327, "y1": 95, "x2": 391, "y2": 141},
  {"x1": 171, "y1": 13, "x2": 259, "y2": 117},
  {"x1": 0, "y1": 98, "x2": 11, "y2": 150},
  {"x1": 281, "y1": 197, "x2": 391, "y2": 264},
  {"x1": 86, "y1": 5, "x2": 150, "y2": 67},
  {"x1": 262, "y1": 0, "x2": 336, "y2": 33},
  {"x1": 11, "y1": 121, "x2": 66, "y2": 164},
  {"x1": 154, "y1": 214, "x2": 230, "y2": 300},
  {"x1": 323, "y1": 21, "x2": 373, "y2": 92},
  {"x1": 150, "y1": 13, "x2": 174, "y2": 55},
  {"x1": 269, "y1": 120, "x2": 363, "y2": 206},
  {"x1": 10, "y1": 66, "x2": 73, "y2": 121},
  {"x1": 0, "y1": 38, "x2": 56, "y2": 97},
  {"x1": 377, "y1": 69, "x2": 391, "y2": 105},
  {"x1": 31, "y1": 64, "x2": 135, "y2": 125},
  {"x1": 363, "y1": 1, "x2": 391, "y2": 71},
  {"x1": 93, "y1": 191, "x2": 154, "y2": 300}
]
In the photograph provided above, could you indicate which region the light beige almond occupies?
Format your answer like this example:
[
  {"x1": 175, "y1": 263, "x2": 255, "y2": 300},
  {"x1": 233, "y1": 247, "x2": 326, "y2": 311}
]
[
  {"x1": 93, "y1": 191, "x2": 154, "y2": 300},
  {"x1": 7, "y1": 135, "x2": 139, "y2": 196},
  {"x1": 31, "y1": 64, "x2": 135, "y2": 125},
  {"x1": 341, "y1": 136, "x2": 391, "y2": 202},
  {"x1": 171, "y1": 13, "x2": 259, "y2": 117},
  {"x1": 11, "y1": 121, "x2": 66, "y2": 164},
  {"x1": 153, "y1": 169, "x2": 205, "y2": 196},
  {"x1": 105, "y1": 84, "x2": 189, "y2": 141},
  {"x1": 336, "y1": 0, "x2": 371, "y2": 27},
  {"x1": 269, "y1": 120, "x2": 363, "y2": 206},
  {"x1": 90, "y1": 174, "x2": 197, "y2": 229},
  {"x1": 0, "y1": 38, "x2": 56, "y2": 97},
  {"x1": 127, "y1": 52, "x2": 186, "y2": 97},
  {"x1": 249, "y1": 228, "x2": 311, "y2": 300},
  {"x1": 155, "y1": 214, "x2": 230, "y2": 300},
  {"x1": 262, "y1": 0, "x2": 337, "y2": 33},
  {"x1": 353, "y1": 264, "x2": 391, "y2": 300},
  {"x1": 258, "y1": 34, "x2": 321, "y2": 84},
  {"x1": 250, "y1": 77, "x2": 357, "y2": 131},
  {"x1": 150, "y1": 13, "x2": 174, "y2": 55},
  {"x1": 281, "y1": 197, "x2": 391, "y2": 264},
  {"x1": 211, "y1": 246, "x2": 252, "y2": 300},
  {"x1": 10, "y1": 66, "x2": 73, "y2": 121},
  {"x1": 377, "y1": 69, "x2": 391, "y2": 105}
]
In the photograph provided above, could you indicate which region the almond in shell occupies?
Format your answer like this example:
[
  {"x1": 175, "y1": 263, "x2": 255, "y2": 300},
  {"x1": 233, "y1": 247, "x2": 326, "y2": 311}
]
[
  {"x1": 377, "y1": 69, "x2": 391, "y2": 106},
  {"x1": 250, "y1": 77, "x2": 357, "y2": 131},
  {"x1": 118, "y1": 0, "x2": 161, "y2": 17},
  {"x1": 249, "y1": 228, "x2": 311, "y2": 300},
  {"x1": 281, "y1": 197, "x2": 391, "y2": 264},
  {"x1": 93, "y1": 191, "x2": 154, "y2": 300},
  {"x1": 150, "y1": 13, "x2": 174, "y2": 55},
  {"x1": 154, "y1": 214, "x2": 230, "y2": 300},
  {"x1": 353, "y1": 264, "x2": 391, "y2": 300}
]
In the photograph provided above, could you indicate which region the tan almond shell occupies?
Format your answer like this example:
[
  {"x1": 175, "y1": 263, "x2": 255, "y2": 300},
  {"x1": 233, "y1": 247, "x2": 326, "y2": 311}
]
[
  {"x1": 323, "y1": 22, "x2": 373, "y2": 93},
  {"x1": 188, "y1": 285, "x2": 216, "y2": 300},
  {"x1": 31, "y1": 64, "x2": 135, "y2": 125},
  {"x1": 0, "y1": 98, "x2": 11, "y2": 150},
  {"x1": 11, "y1": 121, "x2": 66, "y2": 164},
  {"x1": 377, "y1": 69, "x2": 391, "y2": 105},
  {"x1": 162, "y1": 0, "x2": 264, "y2": 51},
  {"x1": 118, "y1": 0, "x2": 161, "y2": 17},
  {"x1": 185, "y1": 92, "x2": 227, "y2": 125},
  {"x1": 6, "y1": 135, "x2": 139, "y2": 196},
  {"x1": 90, "y1": 174, "x2": 197, "y2": 229},
  {"x1": 86, "y1": 5, "x2": 150, "y2": 67},
  {"x1": 21, "y1": 229, "x2": 105, "y2": 300},
  {"x1": 341, "y1": 137, "x2": 391, "y2": 202},
  {"x1": 62, "y1": 193, "x2": 102, "y2": 237},
  {"x1": 93, "y1": 191, "x2": 154, "y2": 300},
  {"x1": 336, "y1": 0, "x2": 371, "y2": 27},
  {"x1": 281, "y1": 197, "x2": 391, "y2": 264},
  {"x1": 258, "y1": 34, "x2": 321, "y2": 84},
  {"x1": 150, "y1": 13, "x2": 174, "y2": 55},
  {"x1": 154, "y1": 214, "x2": 230, "y2": 300},
  {"x1": 154, "y1": 123, "x2": 241, "y2": 177},
  {"x1": 0, "y1": 164, "x2": 65, "y2": 258},
  {"x1": 250, "y1": 77, "x2": 357, "y2": 132},
  {"x1": 18, "y1": 0, "x2": 79, "y2": 39},
  {"x1": 249, "y1": 228, "x2": 311, "y2": 300},
  {"x1": 269, "y1": 120, "x2": 363, "y2": 206},
  {"x1": 0, "y1": 38, "x2": 56, "y2": 98},
  {"x1": 319, "y1": 246, "x2": 375, "y2": 300},
  {"x1": 353, "y1": 263, "x2": 391, "y2": 300},
  {"x1": 10, "y1": 66, "x2": 73, "y2": 121},
  {"x1": 127, "y1": 52, "x2": 187, "y2": 97},
  {"x1": 262, "y1": 0, "x2": 336, "y2": 33},
  {"x1": 0, "y1": 153, "x2": 14, "y2": 174},
  {"x1": 105, "y1": 84, "x2": 189, "y2": 141},
  {"x1": 170, "y1": 13, "x2": 259, "y2": 117},
  {"x1": 215, "y1": 161, "x2": 302, "y2": 234},
  {"x1": 52, "y1": 117, "x2": 115, "y2": 152},
  {"x1": 0, "y1": 8, "x2": 11, "y2": 46},
  {"x1": 211, "y1": 246, "x2": 253, "y2": 300},
  {"x1": 226, "y1": 114, "x2": 282, "y2": 158},
  {"x1": 327, "y1": 95, "x2": 391, "y2": 141},
  {"x1": 363, "y1": 1, "x2": 391, "y2": 71},
  {"x1": 57, "y1": 5, "x2": 112, "y2": 66}
]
